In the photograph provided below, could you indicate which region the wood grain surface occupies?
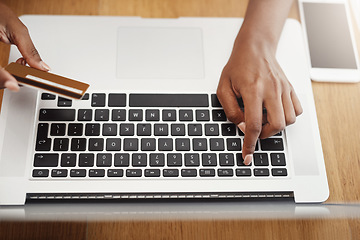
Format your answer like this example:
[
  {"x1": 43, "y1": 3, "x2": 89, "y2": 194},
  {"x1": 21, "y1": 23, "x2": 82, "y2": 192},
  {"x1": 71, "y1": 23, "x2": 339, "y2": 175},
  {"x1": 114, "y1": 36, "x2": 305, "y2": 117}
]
[{"x1": 0, "y1": 0, "x2": 360, "y2": 239}]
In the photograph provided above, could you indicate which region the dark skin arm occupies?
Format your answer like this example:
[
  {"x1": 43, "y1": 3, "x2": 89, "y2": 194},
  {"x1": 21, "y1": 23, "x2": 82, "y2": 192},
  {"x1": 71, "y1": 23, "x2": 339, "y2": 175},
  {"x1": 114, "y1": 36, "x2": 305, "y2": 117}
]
[
  {"x1": 217, "y1": 0, "x2": 303, "y2": 165},
  {"x1": 0, "y1": 2, "x2": 50, "y2": 91}
]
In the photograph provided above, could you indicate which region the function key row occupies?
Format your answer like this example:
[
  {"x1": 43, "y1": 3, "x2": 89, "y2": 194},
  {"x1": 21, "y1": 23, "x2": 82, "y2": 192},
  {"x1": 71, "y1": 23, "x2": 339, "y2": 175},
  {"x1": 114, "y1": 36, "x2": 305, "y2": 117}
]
[
  {"x1": 33, "y1": 168, "x2": 287, "y2": 178},
  {"x1": 41, "y1": 93, "x2": 242, "y2": 108}
]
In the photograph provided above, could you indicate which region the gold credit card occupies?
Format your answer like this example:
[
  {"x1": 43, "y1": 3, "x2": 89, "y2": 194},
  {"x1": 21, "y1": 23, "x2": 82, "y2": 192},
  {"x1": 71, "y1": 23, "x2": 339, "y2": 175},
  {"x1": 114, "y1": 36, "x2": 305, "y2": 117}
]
[{"x1": 5, "y1": 62, "x2": 90, "y2": 99}]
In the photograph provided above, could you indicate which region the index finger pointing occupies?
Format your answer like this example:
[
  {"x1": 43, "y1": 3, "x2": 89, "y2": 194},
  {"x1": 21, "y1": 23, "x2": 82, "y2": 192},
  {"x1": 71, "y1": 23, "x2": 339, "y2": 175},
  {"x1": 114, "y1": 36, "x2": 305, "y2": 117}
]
[{"x1": 242, "y1": 95, "x2": 263, "y2": 165}]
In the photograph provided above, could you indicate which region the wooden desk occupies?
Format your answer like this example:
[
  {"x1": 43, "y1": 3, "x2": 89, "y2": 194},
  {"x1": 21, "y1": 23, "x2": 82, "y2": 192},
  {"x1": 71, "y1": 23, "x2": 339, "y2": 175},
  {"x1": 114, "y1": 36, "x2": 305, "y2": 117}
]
[{"x1": 0, "y1": 0, "x2": 359, "y2": 239}]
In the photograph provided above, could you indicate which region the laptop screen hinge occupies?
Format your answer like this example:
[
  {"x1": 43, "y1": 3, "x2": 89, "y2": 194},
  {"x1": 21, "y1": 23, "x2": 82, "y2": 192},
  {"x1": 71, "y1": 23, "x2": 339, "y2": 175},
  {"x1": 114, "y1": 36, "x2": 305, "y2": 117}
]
[{"x1": 27, "y1": 192, "x2": 294, "y2": 202}]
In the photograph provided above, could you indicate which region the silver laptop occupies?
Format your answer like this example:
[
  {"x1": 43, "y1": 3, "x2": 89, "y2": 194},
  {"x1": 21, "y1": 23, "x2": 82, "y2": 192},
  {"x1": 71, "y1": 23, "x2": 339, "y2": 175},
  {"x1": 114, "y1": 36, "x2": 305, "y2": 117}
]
[{"x1": 0, "y1": 16, "x2": 329, "y2": 205}]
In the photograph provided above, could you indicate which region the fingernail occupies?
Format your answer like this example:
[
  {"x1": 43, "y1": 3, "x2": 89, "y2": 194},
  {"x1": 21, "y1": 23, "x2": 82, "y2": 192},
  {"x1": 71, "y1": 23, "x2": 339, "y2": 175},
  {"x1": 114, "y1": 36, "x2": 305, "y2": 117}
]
[
  {"x1": 237, "y1": 122, "x2": 246, "y2": 133},
  {"x1": 4, "y1": 81, "x2": 20, "y2": 92},
  {"x1": 40, "y1": 61, "x2": 51, "y2": 71},
  {"x1": 244, "y1": 154, "x2": 253, "y2": 165}
]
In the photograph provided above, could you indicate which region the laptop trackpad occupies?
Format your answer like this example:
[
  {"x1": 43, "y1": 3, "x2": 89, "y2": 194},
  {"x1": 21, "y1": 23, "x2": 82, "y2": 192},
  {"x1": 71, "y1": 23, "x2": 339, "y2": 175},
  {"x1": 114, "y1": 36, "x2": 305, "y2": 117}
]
[
  {"x1": 116, "y1": 27, "x2": 204, "y2": 79},
  {"x1": 286, "y1": 95, "x2": 321, "y2": 176}
]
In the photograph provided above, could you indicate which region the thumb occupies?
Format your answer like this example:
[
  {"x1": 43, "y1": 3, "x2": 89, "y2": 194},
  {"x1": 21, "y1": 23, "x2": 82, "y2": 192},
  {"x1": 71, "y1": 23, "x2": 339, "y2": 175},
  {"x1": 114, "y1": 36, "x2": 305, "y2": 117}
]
[{"x1": 11, "y1": 23, "x2": 50, "y2": 71}]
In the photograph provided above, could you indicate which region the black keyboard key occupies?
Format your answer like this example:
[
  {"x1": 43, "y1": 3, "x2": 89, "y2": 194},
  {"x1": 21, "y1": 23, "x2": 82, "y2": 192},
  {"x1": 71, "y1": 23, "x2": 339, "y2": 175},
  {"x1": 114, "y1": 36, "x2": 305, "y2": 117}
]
[
  {"x1": 236, "y1": 168, "x2": 251, "y2": 177},
  {"x1": 108, "y1": 169, "x2": 124, "y2": 177},
  {"x1": 129, "y1": 94, "x2": 208, "y2": 107},
  {"x1": 141, "y1": 138, "x2": 156, "y2": 151},
  {"x1": 211, "y1": 94, "x2": 222, "y2": 107},
  {"x1": 126, "y1": 169, "x2": 142, "y2": 177},
  {"x1": 50, "y1": 123, "x2": 66, "y2": 136},
  {"x1": 112, "y1": 109, "x2": 126, "y2": 121},
  {"x1": 171, "y1": 124, "x2": 185, "y2": 136},
  {"x1": 188, "y1": 124, "x2": 202, "y2": 136},
  {"x1": 202, "y1": 153, "x2": 217, "y2": 166},
  {"x1": 114, "y1": 153, "x2": 130, "y2": 167},
  {"x1": 132, "y1": 153, "x2": 147, "y2": 166},
  {"x1": 150, "y1": 153, "x2": 165, "y2": 167},
  {"x1": 167, "y1": 153, "x2": 182, "y2": 166},
  {"x1": 163, "y1": 169, "x2": 179, "y2": 177},
  {"x1": 205, "y1": 124, "x2": 219, "y2": 136},
  {"x1": 137, "y1": 124, "x2": 151, "y2": 136},
  {"x1": 108, "y1": 93, "x2": 126, "y2": 107},
  {"x1": 254, "y1": 168, "x2": 270, "y2": 177},
  {"x1": 219, "y1": 153, "x2": 234, "y2": 166},
  {"x1": 271, "y1": 153, "x2": 286, "y2": 166},
  {"x1": 106, "y1": 138, "x2": 121, "y2": 151},
  {"x1": 103, "y1": 123, "x2": 118, "y2": 136},
  {"x1": 210, "y1": 138, "x2": 224, "y2": 151},
  {"x1": 260, "y1": 138, "x2": 284, "y2": 151},
  {"x1": 92, "y1": 93, "x2": 106, "y2": 107},
  {"x1": 195, "y1": 110, "x2": 210, "y2": 121},
  {"x1": 181, "y1": 169, "x2": 197, "y2": 177},
  {"x1": 179, "y1": 110, "x2": 193, "y2": 121},
  {"x1": 68, "y1": 123, "x2": 83, "y2": 136},
  {"x1": 129, "y1": 109, "x2": 143, "y2": 121},
  {"x1": 35, "y1": 138, "x2": 51, "y2": 151},
  {"x1": 236, "y1": 153, "x2": 252, "y2": 166},
  {"x1": 193, "y1": 138, "x2": 207, "y2": 151},
  {"x1": 184, "y1": 153, "x2": 200, "y2": 166},
  {"x1": 212, "y1": 110, "x2": 227, "y2": 121},
  {"x1": 39, "y1": 109, "x2": 75, "y2": 121},
  {"x1": 88, "y1": 138, "x2": 104, "y2": 151},
  {"x1": 218, "y1": 169, "x2": 234, "y2": 177},
  {"x1": 272, "y1": 168, "x2": 288, "y2": 176},
  {"x1": 71, "y1": 138, "x2": 87, "y2": 151},
  {"x1": 60, "y1": 153, "x2": 76, "y2": 167},
  {"x1": 70, "y1": 169, "x2": 86, "y2": 177},
  {"x1": 32, "y1": 169, "x2": 49, "y2": 177},
  {"x1": 200, "y1": 169, "x2": 215, "y2": 177},
  {"x1": 154, "y1": 124, "x2": 168, "y2": 136},
  {"x1": 51, "y1": 169, "x2": 68, "y2": 177},
  {"x1": 85, "y1": 123, "x2": 100, "y2": 136},
  {"x1": 53, "y1": 138, "x2": 69, "y2": 151},
  {"x1": 158, "y1": 138, "x2": 173, "y2": 151},
  {"x1": 95, "y1": 109, "x2": 109, "y2": 121},
  {"x1": 162, "y1": 110, "x2": 176, "y2": 121},
  {"x1": 123, "y1": 138, "x2": 138, "y2": 151},
  {"x1": 89, "y1": 169, "x2": 105, "y2": 177},
  {"x1": 81, "y1": 93, "x2": 89, "y2": 100},
  {"x1": 146, "y1": 109, "x2": 160, "y2": 121},
  {"x1": 120, "y1": 124, "x2": 135, "y2": 136},
  {"x1": 78, "y1": 109, "x2": 92, "y2": 121},
  {"x1": 254, "y1": 153, "x2": 269, "y2": 166},
  {"x1": 145, "y1": 169, "x2": 160, "y2": 177},
  {"x1": 79, "y1": 153, "x2": 94, "y2": 167},
  {"x1": 96, "y1": 153, "x2": 112, "y2": 167},
  {"x1": 227, "y1": 138, "x2": 241, "y2": 151},
  {"x1": 58, "y1": 97, "x2": 72, "y2": 107},
  {"x1": 41, "y1": 93, "x2": 56, "y2": 100},
  {"x1": 221, "y1": 124, "x2": 236, "y2": 136},
  {"x1": 37, "y1": 123, "x2": 49, "y2": 139},
  {"x1": 175, "y1": 138, "x2": 190, "y2": 151}
]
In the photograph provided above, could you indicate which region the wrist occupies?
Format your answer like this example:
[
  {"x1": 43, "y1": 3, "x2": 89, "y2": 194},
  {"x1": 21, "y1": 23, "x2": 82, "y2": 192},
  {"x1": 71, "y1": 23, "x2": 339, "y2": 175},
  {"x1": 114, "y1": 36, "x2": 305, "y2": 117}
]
[{"x1": 234, "y1": 25, "x2": 279, "y2": 55}]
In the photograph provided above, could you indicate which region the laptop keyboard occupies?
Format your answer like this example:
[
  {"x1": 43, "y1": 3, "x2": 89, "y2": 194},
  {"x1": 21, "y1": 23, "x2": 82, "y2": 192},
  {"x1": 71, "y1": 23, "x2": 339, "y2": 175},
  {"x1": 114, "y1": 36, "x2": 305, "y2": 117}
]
[{"x1": 32, "y1": 93, "x2": 288, "y2": 179}]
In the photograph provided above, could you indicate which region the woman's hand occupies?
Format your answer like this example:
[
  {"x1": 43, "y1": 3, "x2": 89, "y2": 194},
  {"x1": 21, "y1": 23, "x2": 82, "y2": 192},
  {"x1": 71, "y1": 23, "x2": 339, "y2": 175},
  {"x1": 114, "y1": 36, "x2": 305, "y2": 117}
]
[
  {"x1": 0, "y1": 2, "x2": 50, "y2": 92},
  {"x1": 216, "y1": 0, "x2": 302, "y2": 165}
]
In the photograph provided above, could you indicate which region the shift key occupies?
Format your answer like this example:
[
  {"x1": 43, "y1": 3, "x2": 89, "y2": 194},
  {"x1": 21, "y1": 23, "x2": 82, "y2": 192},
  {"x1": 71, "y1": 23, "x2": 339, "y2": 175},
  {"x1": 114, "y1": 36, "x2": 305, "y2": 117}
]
[
  {"x1": 39, "y1": 109, "x2": 75, "y2": 121},
  {"x1": 34, "y1": 153, "x2": 58, "y2": 167}
]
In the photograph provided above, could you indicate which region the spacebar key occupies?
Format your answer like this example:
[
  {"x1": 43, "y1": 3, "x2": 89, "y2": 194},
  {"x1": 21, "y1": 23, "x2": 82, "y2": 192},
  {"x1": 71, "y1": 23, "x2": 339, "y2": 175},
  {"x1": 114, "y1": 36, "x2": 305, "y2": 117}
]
[
  {"x1": 130, "y1": 94, "x2": 209, "y2": 107},
  {"x1": 39, "y1": 109, "x2": 76, "y2": 121}
]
